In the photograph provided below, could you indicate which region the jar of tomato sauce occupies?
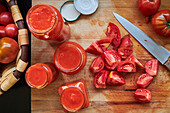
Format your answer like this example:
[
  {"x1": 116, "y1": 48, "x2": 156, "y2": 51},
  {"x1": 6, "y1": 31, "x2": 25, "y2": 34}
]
[
  {"x1": 26, "y1": 4, "x2": 70, "y2": 43},
  {"x1": 25, "y1": 63, "x2": 59, "y2": 89},
  {"x1": 58, "y1": 80, "x2": 89, "y2": 112},
  {"x1": 54, "y1": 42, "x2": 87, "y2": 75}
]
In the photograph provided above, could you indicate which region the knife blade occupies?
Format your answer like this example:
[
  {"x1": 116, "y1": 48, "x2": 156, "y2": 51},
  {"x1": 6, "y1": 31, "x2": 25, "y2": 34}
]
[{"x1": 113, "y1": 12, "x2": 170, "y2": 70}]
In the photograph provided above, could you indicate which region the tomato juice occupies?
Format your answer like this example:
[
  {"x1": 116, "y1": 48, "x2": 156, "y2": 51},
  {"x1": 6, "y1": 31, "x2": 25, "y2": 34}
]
[
  {"x1": 25, "y1": 63, "x2": 59, "y2": 89},
  {"x1": 58, "y1": 80, "x2": 89, "y2": 112},
  {"x1": 60, "y1": 87, "x2": 85, "y2": 112},
  {"x1": 26, "y1": 4, "x2": 70, "y2": 43},
  {"x1": 54, "y1": 42, "x2": 87, "y2": 75}
]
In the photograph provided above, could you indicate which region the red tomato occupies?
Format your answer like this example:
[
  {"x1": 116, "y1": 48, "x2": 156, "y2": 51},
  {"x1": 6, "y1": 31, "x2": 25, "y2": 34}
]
[
  {"x1": 105, "y1": 22, "x2": 121, "y2": 49},
  {"x1": 138, "y1": 0, "x2": 161, "y2": 16},
  {"x1": 97, "y1": 36, "x2": 113, "y2": 51},
  {"x1": 0, "y1": 12, "x2": 14, "y2": 25},
  {"x1": 118, "y1": 46, "x2": 133, "y2": 59},
  {"x1": 117, "y1": 61, "x2": 136, "y2": 72},
  {"x1": 136, "y1": 73, "x2": 153, "y2": 88},
  {"x1": 86, "y1": 42, "x2": 103, "y2": 55},
  {"x1": 151, "y1": 10, "x2": 170, "y2": 38},
  {"x1": 145, "y1": 59, "x2": 158, "y2": 76},
  {"x1": 0, "y1": 3, "x2": 7, "y2": 14},
  {"x1": 134, "y1": 88, "x2": 152, "y2": 103},
  {"x1": 107, "y1": 71, "x2": 125, "y2": 86},
  {"x1": 101, "y1": 49, "x2": 121, "y2": 70},
  {"x1": 0, "y1": 37, "x2": 19, "y2": 64},
  {"x1": 119, "y1": 34, "x2": 133, "y2": 47},
  {"x1": 90, "y1": 57, "x2": 104, "y2": 73},
  {"x1": 94, "y1": 70, "x2": 109, "y2": 88},
  {"x1": 126, "y1": 54, "x2": 144, "y2": 68},
  {"x1": 5, "y1": 24, "x2": 18, "y2": 38},
  {"x1": 0, "y1": 26, "x2": 6, "y2": 38}
]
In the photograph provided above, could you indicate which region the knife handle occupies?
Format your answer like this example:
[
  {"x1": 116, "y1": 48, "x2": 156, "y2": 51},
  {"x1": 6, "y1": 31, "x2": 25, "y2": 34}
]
[{"x1": 164, "y1": 58, "x2": 170, "y2": 71}]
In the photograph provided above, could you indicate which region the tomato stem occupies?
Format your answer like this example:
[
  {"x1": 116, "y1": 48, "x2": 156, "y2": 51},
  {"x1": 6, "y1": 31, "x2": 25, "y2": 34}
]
[{"x1": 166, "y1": 22, "x2": 170, "y2": 29}]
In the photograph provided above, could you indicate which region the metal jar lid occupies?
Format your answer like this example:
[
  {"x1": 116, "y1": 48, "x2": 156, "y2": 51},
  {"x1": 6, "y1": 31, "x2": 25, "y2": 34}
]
[
  {"x1": 74, "y1": 0, "x2": 98, "y2": 15},
  {"x1": 60, "y1": 0, "x2": 81, "y2": 22}
]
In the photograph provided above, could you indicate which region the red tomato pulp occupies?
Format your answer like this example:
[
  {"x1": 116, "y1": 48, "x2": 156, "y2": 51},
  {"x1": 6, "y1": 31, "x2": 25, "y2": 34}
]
[
  {"x1": 27, "y1": 4, "x2": 70, "y2": 42},
  {"x1": 58, "y1": 80, "x2": 89, "y2": 112},
  {"x1": 54, "y1": 42, "x2": 87, "y2": 74},
  {"x1": 60, "y1": 87, "x2": 85, "y2": 112},
  {"x1": 25, "y1": 63, "x2": 59, "y2": 89},
  {"x1": 29, "y1": 6, "x2": 55, "y2": 32}
]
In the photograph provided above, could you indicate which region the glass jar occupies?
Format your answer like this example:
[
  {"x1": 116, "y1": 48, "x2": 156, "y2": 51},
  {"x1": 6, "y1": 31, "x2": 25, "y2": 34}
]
[
  {"x1": 54, "y1": 42, "x2": 87, "y2": 75},
  {"x1": 25, "y1": 63, "x2": 59, "y2": 89},
  {"x1": 58, "y1": 80, "x2": 89, "y2": 112},
  {"x1": 26, "y1": 4, "x2": 70, "y2": 43}
]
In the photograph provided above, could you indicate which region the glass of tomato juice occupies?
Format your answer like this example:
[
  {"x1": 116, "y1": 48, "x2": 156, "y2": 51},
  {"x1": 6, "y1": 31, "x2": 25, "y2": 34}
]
[
  {"x1": 58, "y1": 80, "x2": 89, "y2": 112},
  {"x1": 26, "y1": 4, "x2": 70, "y2": 43},
  {"x1": 25, "y1": 63, "x2": 59, "y2": 89},
  {"x1": 54, "y1": 42, "x2": 87, "y2": 75}
]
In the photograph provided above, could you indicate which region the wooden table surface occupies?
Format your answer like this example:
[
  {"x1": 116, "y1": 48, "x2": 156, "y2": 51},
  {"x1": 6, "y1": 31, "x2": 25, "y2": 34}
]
[{"x1": 31, "y1": 0, "x2": 170, "y2": 113}]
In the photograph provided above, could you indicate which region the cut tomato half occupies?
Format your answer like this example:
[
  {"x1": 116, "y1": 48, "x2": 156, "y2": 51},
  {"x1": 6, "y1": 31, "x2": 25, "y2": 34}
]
[
  {"x1": 97, "y1": 36, "x2": 113, "y2": 51},
  {"x1": 126, "y1": 54, "x2": 144, "y2": 68},
  {"x1": 136, "y1": 73, "x2": 153, "y2": 88},
  {"x1": 118, "y1": 46, "x2": 133, "y2": 59},
  {"x1": 145, "y1": 59, "x2": 158, "y2": 76},
  {"x1": 105, "y1": 22, "x2": 121, "y2": 49},
  {"x1": 85, "y1": 42, "x2": 103, "y2": 55},
  {"x1": 119, "y1": 34, "x2": 133, "y2": 47},
  {"x1": 94, "y1": 70, "x2": 109, "y2": 88},
  {"x1": 101, "y1": 49, "x2": 121, "y2": 70},
  {"x1": 107, "y1": 71, "x2": 125, "y2": 86},
  {"x1": 90, "y1": 57, "x2": 104, "y2": 73},
  {"x1": 117, "y1": 61, "x2": 136, "y2": 72}
]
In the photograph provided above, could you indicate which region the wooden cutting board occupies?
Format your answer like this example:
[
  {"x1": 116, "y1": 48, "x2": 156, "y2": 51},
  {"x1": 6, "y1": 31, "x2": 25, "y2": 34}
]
[{"x1": 31, "y1": 0, "x2": 170, "y2": 113}]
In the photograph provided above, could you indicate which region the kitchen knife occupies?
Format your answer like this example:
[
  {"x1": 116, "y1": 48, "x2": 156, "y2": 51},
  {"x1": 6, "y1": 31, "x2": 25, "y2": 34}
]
[{"x1": 113, "y1": 12, "x2": 170, "y2": 71}]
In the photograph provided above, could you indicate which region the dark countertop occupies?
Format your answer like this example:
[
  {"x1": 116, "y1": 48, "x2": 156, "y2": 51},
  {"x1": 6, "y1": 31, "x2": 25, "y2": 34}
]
[{"x1": 0, "y1": 0, "x2": 31, "y2": 113}]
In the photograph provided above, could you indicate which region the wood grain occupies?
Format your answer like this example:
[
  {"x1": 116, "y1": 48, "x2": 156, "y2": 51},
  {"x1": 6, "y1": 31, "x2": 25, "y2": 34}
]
[{"x1": 31, "y1": 0, "x2": 170, "y2": 113}]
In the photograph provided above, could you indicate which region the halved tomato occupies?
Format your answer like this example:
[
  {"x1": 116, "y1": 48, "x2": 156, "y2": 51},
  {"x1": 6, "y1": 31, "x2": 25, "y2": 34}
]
[
  {"x1": 119, "y1": 34, "x2": 133, "y2": 47},
  {"x1": 85, "y1": 42, "x2": 103, "y2": 55},
  {"x1": 101, "y1": 49, "x2": 121, "y2": 70},
  {"x1": 126, "y1": 54, "x2": 144, "y2": 68},
  {"x1": 97, "y1": 36, "x2": 113, "y2": 51},
  {"x1": 136, "y1": 73, "x2": 153, "y2": 88},
  {"x1": 134, "y1": 88, "x2": 152, "y2": 103},
  {"x1": 94, "y1": 70, "x2": 109, "y2": 88},
  {"x1": 105, "y1": 22, "x2": 121, "y2": 49},
  {"x1": 118, "y1": 46, "x2": 133, "y2": 59},
  {"x1": 117, "y1": 61, "x2": 136, "y2": 72},
  {"x1": 145, "y1": 59, "x2": 158, "y2": 76},
  {"x1": 107, "y1": 71, "x2": 125, "y2": 86},
  {"x1": 90, "y1": 57, "x2": 104, "y2": 73}
]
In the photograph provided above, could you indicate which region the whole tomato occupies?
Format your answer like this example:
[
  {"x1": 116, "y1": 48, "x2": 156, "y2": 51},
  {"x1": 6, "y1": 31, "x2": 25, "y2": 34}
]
[
  {"x1": 138, "y1": 0, "x2": 161, "y2": 16},
  {"x1": 0, "y1": 26, "x2": 6, "y2": 38},
  {"x1": 0, "y1": 12, "x2": 14, "y2": 25},
  {"x1": 0, "y1": 3, "x2": 7, "y2": 14},
  {"x1": 151, "y1": 10, "x2": 170, "y2": 38},
  {"x1": 5, "y1": 24, "x2": 18, "y2": 38},
  {"x1": 0, "y1": 37, "x2": 19, "y2": 64}
]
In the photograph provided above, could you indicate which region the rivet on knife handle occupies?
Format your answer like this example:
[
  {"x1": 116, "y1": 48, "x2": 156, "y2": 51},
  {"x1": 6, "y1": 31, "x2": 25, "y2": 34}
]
[{"x1": 164, "y1": 58, "x2": 170, "y2": 71}]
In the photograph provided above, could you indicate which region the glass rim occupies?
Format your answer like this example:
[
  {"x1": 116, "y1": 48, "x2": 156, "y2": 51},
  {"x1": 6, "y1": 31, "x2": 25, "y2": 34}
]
[
  {"x1": 60, "y1": 86, "x2": 85, "y2": 112},
  {"x1": 54, "y1": 43, "x2": 83, "y2": 73},
  {"x1": 26, "y1": 4, "x2": 57, "y2": 34},
  {"x1": 25, "y1": 64, "x2": 49, "y2": 89}
]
